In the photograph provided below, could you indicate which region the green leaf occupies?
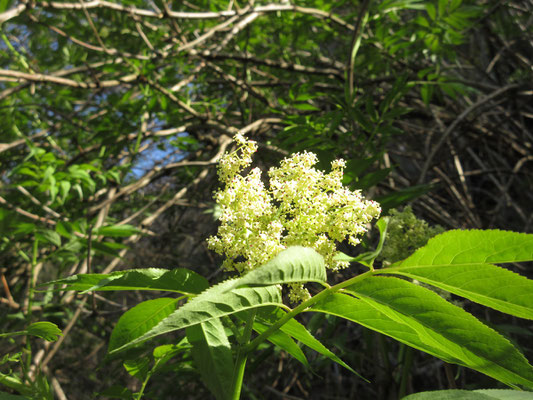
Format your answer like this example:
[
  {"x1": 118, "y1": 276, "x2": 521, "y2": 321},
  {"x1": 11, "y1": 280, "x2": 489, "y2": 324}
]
[
  {"x1": 344, "y1": 154, "x2": 382, "y2": 182},
  {"x1": 91, "y1": 240, "x2": 128, "y2": 257},
  {"x1": 438, "y1": 0, "x2": 447, "y2": 16},
  {"x1": 402, "y1": 389, "x2": 533, "y2": 400},
  {"x1": 108, "y1": 297, "x2": 180, "y2": 354},
  {"x1": 292, "y1": 103, "x2": 319, "y2": 111},
  {"x1": 375, "y1": 184, "x2": 433, "y2": 212},
  {"x1": 36, "y1": 230, "x2": 61, "y2": 247},
  {"x1": 152, "y1": 342, "x2": 190, "y2": 374},
  {"x1": 59, "y1": 180, "x2": 70, "y2": 203},
  {"x1": 474, "y1": 389, "x2": 533, "y2": 399},
  {"x1": 344, "y1": 276, "x2": 533, "y2": 389},
  {"x1": 310, "y1": 293, "x2": 452, "y2": 364},
  {"x1": 0, "y1": 392, "x2": 30, "y2": 400},
  {"x1": 378, "y1": 230, "x2": 533, "y2": 320},
  {"x1": 26, "y1": 322, "x2": 63, "y2": 342},
  {"x1": 231, "y1": 246, "x2": 326, "y2": 289},
  {"x1": 378, "y1": 0, "x2": 426, "y2": 12},
  {"x1": 420, "y1": 83, "x2": 433, "y2": 105},
  {"x1": 252, "y1": 319, "x2": 308, "y2": 368},
  {"x1": 43, "y1": 268, "x2": 208, "y2": 296},
  {"x1": 258, "y1": 307, "x2": 362, "y2": 377},
  {"x1": 186, "y1": 319, "x2": 234, "y2": 400},
  {"x1": 55, "y1": 221, "x2": 73, "y2": 238},
  {"x1": 380, "y1": 74, "x2": 409, "y2": 114},
  {"x1": 0, "y1": 0, "x2": 13, "y2": 13},
  {"x1": 0, "y1": 372, "x2": 33, "y2": 397},
  {"x1": 402, "y1": 389, "x2": 492, "y2": 399},
  {"x1": 353, "y1": 167, "x2": 393, "y2": 190},
  {"x1": 153, "y1": 342, "x2": 188, "y2": 360},
  {"x1": 426, "y1": 3, "x2": 437, "y2": 20},
  {"x1": 123, "y1": 357, "x2": 150, "y2": 381},
  {"x1": 109, "y1": 280, "x2": 283, "y2": 354},
  {"x1": 94, "y1": 224, "x2": 139, "y2": 237},
  {"x1": 96, "y1": 385, "x2": 134, "y2": 400}
]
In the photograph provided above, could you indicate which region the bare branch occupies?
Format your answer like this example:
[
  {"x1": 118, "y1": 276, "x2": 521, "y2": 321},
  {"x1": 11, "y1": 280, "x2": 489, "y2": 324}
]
[
  {"x1": 0, "y1": 3, "x2": 26, "y2": 24},
  {"x1": 38, "y1": 1, "x2": 354, "y2": 30},
  {"x1": 0, "y1": 69, "x2": 138, "y2": 88}
]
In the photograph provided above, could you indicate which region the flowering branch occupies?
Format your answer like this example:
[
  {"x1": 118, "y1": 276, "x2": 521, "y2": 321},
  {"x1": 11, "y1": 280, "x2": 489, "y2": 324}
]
[{"x1": 207, "y1": 134, "x2": 380, "y2": 301}]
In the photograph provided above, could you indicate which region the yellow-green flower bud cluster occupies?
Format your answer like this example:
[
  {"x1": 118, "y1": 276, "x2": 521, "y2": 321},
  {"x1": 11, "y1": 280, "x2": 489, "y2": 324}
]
[
  {"x1": 379, "y1": 206, "x2": 444, "y2": 265},
  {"x1": 207, "y1": 134, "x2": 381, "y2": 301}
]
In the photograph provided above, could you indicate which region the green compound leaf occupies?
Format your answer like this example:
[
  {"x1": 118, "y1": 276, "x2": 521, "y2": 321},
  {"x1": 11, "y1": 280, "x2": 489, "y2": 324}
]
[
  {"x1": 231, "y1": 246, "x2": 326, "y2": 289},
  {"x1": 42, "y1": 268, "x2": 208, "y2": 296},
  {"x1": 342, "y1": 276, "x2": 533, "y2": 389},
  {"x1": 108, "y1": 297, "x2": 180, "y2": 354},
  {"x1": 26, "y1": 322, "x2": 63, "y2": 342},
  {"x1": 186, "y1": 319, "x2": 234, "y2": 400},
  {"x1": 109, "y1": 279, "x2": 283, "y2": 354},
  {"x1": 378, "y1": 230, "x2": 533, "y2": 320}
]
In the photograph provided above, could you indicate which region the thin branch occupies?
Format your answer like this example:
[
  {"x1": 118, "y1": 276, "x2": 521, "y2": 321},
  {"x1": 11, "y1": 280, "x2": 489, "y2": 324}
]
[
  {"x1": 194, "y1": 49, "x2": 344, "y2": 80},
  {"x1": 0, "y1": 69, "x2": 138, "y2": 89},
  {"x1": 16, "y1": 185, "x2": 62, "y2": 219},
  {"x1": 0, "y1": 195, "x2": 57, "y2": 226},
  {"x1": 142, "y1": 75, "x2": 204, "y2": 118},
  {"x1": 0, "y1": 3, "x2": 26, "y2": 24},
  {"x1": 417, "y1": 83, "x2": 521, "y2": 184},
  {"x1": 206, "y1": 61, "x2": 274, "y2": 107},
  {"x1": 38, "y1": 2, "x2": 354, "y2": 30},
  {"x1": 87, "y1": 160, "x2": 217, "y2": 214}
]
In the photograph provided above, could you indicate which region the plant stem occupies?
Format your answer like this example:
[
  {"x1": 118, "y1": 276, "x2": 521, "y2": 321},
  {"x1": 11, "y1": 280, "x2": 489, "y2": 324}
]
[
  {"x1": 24, "y1": 240, "x2": 39, "y2": 383},
  {"x1": 398, "y1": 345, "x2": 413, "y2": 398},
  {"x1": 136, "y1": 371, "x2": 152, "y2": 400},
  {"x1": 231, "y1": 309, "x2": 257, "y2": 400},
  {"x1": 245, "y1": 269, "x2": 375, "y2": 354}
]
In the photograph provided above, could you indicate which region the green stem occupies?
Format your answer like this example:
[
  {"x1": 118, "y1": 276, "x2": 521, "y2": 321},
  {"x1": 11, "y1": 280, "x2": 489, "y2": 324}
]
[
  {"x1": 231, "y1": 309, "x2": 257, "y2": 400},
  {"x1": 398, "y1": 345, "x2": 414, "y2": 398},
  {"x1": 245, "y1": 269, "x2": 375, "y2": 354},
  {"x1": 136, "y1": 371, "x2": 152, "y2": 400},
  {"x1": 1, "y1": 31, "x2": 32, "y2": 72},
  {"x1": 347, "y1": 0, "x2": 370, "y2": 97},
  {"x1": 24, "y1": 240, "x2": 39, "y2": 383},
  {"x1": 0, "y1": 331, "x2": 29, "y2": 339}
]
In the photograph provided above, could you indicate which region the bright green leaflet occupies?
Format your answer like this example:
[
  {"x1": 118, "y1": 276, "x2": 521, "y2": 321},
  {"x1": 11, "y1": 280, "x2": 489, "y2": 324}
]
[
  {"x1": 186, "y1": 319, "x2": 234, "y2": 400},
  {"x1": 377, "y1": 230, "x2": 533, "y2": 319},
  {"x1": 108, "y1": 297, "x2": 180, "y2": 354},
  {"x1": 345, "y1": 276, "x2": 533, "y2": 389},
  {"x1": 251, "y1": 320, "x2": 308, "y2": 367},
  {"x1": 230, "y1": 246, "x2": 326, "y2": 289},
  {"x1": 256, "y1": 307, "x2": 360, "y2": 377},
  {"x1": 109, "y1": 280, "x2": 283, "y2": 354},
  {"x1": 402, "y1": 389, "x2": 533, "y2": 400},
  {"x1": 43, "y1": 268, "x2": 208, "y2": 296}
]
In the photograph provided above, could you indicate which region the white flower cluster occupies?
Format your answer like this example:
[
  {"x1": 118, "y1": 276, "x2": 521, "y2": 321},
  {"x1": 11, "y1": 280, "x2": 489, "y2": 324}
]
[{"x1": 207, "y1": 133, "x2": 381, "y2": 301}]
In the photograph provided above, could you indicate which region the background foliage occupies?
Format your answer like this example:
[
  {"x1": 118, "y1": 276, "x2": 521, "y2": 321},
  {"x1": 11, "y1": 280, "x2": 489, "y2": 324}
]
[{"x1": 1, "y1": 0, "x2": 532, "y2": 398}]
